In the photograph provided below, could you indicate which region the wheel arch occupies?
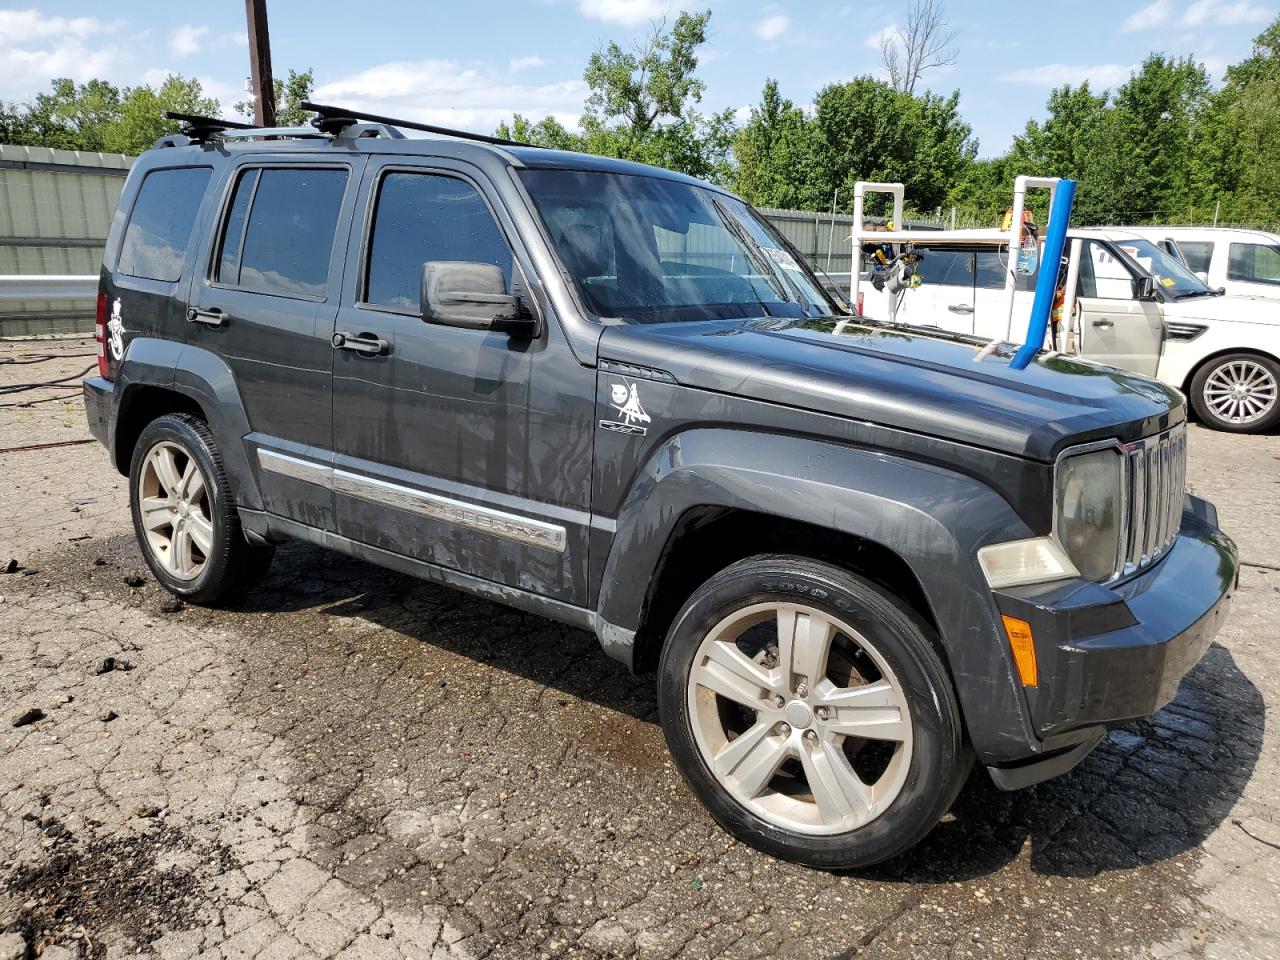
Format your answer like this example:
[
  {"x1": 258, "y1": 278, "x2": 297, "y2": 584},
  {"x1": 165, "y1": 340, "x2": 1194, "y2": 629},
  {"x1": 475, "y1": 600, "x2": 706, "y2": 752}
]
[
  {"x1": 113, "y1": 340, "x2": 263, "y2": 510},
  {"x1": 1181, "y1": 345, "x2": 1280, "y2": 395},
  {"x1": 591, "y1": 428, "x2": 1044, "y2": 764}
]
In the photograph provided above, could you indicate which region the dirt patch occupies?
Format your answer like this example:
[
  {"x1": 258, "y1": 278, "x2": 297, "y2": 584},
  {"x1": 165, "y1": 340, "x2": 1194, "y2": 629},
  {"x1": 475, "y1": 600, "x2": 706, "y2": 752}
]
[{"x1": 1, "y1": 814, "x2": 234, "y2": 958}]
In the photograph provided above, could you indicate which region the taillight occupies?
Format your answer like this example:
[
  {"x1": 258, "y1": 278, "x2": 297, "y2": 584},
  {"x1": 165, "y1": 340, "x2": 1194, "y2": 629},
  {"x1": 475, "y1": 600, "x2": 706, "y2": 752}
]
[
  {"x1": 856, "y1": 291, "x2": 864, "y2": 316},
  {"x1": 95, "y1": 291, "x2": 110, "y2": 379}
]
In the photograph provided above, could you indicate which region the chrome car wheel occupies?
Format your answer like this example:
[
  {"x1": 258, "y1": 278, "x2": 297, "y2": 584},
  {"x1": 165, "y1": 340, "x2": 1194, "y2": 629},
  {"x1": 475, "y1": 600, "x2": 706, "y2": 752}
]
[
  {"x1": 686, "y1": 602, "x2": 913, "y2": 836},
  {"x1": 137, "y1": 440, "x2": 213, "y2": 580},
  {"x1": 1203, "y1": 358, "x2": 1278, "y2": 425}
]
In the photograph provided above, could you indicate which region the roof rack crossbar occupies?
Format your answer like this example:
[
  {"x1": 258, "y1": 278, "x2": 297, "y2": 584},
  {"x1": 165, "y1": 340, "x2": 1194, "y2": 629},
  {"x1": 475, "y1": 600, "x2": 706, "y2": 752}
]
[
  {"x1": 300, "y1": 101, "x2": 537, "y2": 148},
  {"x1": 164, "y1": 111, "x2": 256, "y2": 132}
]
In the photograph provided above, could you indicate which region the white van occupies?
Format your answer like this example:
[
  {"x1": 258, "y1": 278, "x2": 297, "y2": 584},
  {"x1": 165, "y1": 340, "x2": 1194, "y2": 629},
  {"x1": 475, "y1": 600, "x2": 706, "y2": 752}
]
[
  {"x1": 1123, "y1": 226, "x2": 1280, "y2": 300},
  {"x1": 862, "y1": 228, "x2": 1280, "y2": 433}
]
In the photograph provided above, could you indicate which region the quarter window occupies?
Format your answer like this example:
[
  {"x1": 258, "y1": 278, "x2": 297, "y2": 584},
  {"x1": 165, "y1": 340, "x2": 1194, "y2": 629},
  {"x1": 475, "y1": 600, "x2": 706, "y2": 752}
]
[
  {"x1": 216, "y1": 167, "x2": 348, "y2": 299},
  {"x1": 364, "y1": 172, "x2": 512, "y2": 312},
  {"x1": 118, "y1": 167, "x2": 212, "y2": 282},
  {"x1": 1228, "y1": 243, "x2": 1280, "y2": 286}
]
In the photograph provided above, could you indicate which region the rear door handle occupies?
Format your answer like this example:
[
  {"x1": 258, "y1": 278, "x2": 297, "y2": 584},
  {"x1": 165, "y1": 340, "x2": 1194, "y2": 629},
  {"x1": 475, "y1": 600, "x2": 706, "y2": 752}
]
[
  {"x1": 1092, "y1": 319, "x2": 1114, "y2": 329},
  {"x1": 947, "y1": 303, "x2": 974, "y2": 314},
  {"x1": 186, "y1": 307, "x2": 226, "y2": 327},
  {"x1": 332, "y1": 331, "x2": 390, "y2": 356}
]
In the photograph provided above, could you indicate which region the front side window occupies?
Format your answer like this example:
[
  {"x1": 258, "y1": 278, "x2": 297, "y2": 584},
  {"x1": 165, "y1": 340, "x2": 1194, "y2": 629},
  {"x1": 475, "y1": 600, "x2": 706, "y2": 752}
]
[
  {"x1": 1228, "y1": 243, "x2": 1280, "y2": 286},
  {"x1": 519, "y1": 169, "x2": 838, "y2": 324},
  {"x1": 118, "y1": 167, "x2": 212, "y2": 282},
  {"x1": 365, "y1": 172, "x2": 512, "y2": 311},
  {"x1": 1178, "y1": 240, "x2": 1214, "y2": 275},
  {"x1": 215, "y1": 167, "x2": 348, "y2": 299},
  {"x1": 1079, "y1": 240, "x2": 1137, "y2": 300}
]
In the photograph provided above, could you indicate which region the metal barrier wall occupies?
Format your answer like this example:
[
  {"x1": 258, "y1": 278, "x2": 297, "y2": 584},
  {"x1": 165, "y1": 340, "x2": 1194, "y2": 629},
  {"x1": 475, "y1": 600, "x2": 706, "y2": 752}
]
[{"x1": 0, "y1": 144, "x2": 131, "y2": 336}]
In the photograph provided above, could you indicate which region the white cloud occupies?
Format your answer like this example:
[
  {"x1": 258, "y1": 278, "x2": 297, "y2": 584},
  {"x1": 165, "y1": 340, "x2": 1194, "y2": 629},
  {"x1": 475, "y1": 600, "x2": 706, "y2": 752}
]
[
  {"x1": 1000, "y1": 63, "x2": 1138, "y2": 87},
  {"x1": 1121, "y1": 0, "x2": 1173, "y2": 31},
  {"x1": 509, "y1": 55, "x2": 546, "y2": 72},
  {"x1": 865, "y1": 24, "x2": 898, "y2": 50},
  {"x1": 0, "y1": 8, "x2": 109, "y2": 43},
  {"x1": 1182, "y1": 0, "x2": 1272, "y2": 26},
  {"x1": 577, "y1": 0, "x2": 698, "y2": 26},
  {"x1": 756, "y1": 14, "x2": 789, "y2": 41},
  {"x1": 169, "y1": 24, "x2": 208, "y2": 57},
  {"x1": 315, "y1": 59, "x2": 587, "y2": 133},
  {"x1": 0, "y1": 10, "x2": 125, "y2": 101}
]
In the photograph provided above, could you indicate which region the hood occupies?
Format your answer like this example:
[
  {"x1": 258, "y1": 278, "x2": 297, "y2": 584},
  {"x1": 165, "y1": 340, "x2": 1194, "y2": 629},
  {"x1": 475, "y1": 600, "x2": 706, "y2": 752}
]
[
  {"x1": 1164, "y1": 292, "x2": 1280, "y2": 324},
  {"x1": 598, "y1": 317, "x2": 1184, "y2": 461}
]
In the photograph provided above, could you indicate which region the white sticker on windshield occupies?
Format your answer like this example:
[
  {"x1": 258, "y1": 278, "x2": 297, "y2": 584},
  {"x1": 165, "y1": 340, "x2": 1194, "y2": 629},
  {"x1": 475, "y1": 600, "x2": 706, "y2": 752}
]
[{"x1": 763, "y1": 246, "x2": 801, "y2": 272}]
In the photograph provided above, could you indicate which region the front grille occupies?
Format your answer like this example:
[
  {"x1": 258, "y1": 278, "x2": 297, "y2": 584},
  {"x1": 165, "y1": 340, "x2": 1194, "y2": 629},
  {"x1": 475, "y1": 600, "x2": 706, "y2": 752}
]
[{"x1": 1120, "y1": 424, "x2": 1187, "y2": 577}]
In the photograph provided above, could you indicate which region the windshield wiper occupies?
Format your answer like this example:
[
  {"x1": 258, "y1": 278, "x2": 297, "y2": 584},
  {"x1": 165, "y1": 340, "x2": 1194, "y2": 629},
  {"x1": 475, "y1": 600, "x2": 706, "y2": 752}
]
[
  {"x1": 711, "y1": 199, "x2": 793, "y2": 311},
  {"x1": 1173, "y1": 289, "x2": 1218, "y2": 300}
]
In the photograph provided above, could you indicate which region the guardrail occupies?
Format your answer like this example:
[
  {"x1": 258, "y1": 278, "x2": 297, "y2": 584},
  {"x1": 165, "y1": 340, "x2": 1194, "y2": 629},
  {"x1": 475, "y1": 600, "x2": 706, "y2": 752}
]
[{"x1": 0, "y1": 275, "x2": 98, "y2": 302}]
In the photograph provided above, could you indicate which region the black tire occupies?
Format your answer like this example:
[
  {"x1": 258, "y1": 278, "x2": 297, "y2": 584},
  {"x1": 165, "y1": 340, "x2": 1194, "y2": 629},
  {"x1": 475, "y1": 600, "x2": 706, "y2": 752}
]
[
  {"x1": 1189, "y1": 352, "x2": 1280, "y2": 433},
  {"x1": 128, "y1": 413, "x2": 274, "y2": 604},
  {"x1": 657, "y1": 555, "x2": 969, "y2": 870}
]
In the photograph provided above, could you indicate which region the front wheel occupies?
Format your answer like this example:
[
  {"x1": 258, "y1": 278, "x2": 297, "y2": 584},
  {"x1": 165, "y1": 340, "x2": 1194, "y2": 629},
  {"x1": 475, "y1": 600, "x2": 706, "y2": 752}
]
[
  {"x1": 129, "y1": 413, "x2": 274, "y2": 604},
  {"x1": 1190, "y1": 353, "x2": 1280, "y2": 433},
  {"x1": 657, "y1": 556, "x2": 968, "y2": 870}
]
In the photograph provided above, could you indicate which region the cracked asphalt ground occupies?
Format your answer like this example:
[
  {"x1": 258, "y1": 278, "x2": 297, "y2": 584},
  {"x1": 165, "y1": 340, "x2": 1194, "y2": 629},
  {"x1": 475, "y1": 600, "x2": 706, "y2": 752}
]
[{"x1": 1, "y1": 337, "x2": 1278, "y2": 960}]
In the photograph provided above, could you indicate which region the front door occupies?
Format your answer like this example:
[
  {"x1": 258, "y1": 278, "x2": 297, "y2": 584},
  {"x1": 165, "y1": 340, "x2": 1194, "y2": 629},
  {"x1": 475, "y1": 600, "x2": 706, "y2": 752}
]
[
  {"x1": 329, "y1": 158, "x2": 596, "y2": 604},
  {"x1": 1075, "y1": 240, "x2": 1162, "y2": 377},
  {"x1": 186, "y1": 158, "x2": 363, "y2": 528}
]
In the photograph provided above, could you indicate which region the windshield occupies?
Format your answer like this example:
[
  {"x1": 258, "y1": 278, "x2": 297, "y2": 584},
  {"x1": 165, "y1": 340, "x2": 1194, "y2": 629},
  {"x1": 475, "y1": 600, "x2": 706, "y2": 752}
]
[
  {"x1": 518, "y1": 169, "x2": 839, "y2": 324},
  {"x1": 1112, "y1": 238, "x2": 1215, "y2": 299}
]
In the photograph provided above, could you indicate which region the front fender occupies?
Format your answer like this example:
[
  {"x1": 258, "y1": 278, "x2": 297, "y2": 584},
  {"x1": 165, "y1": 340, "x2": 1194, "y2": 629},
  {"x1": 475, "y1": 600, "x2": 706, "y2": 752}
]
[{"x1": 595, "y1": 428, "x2": 1042, "y2": 763}]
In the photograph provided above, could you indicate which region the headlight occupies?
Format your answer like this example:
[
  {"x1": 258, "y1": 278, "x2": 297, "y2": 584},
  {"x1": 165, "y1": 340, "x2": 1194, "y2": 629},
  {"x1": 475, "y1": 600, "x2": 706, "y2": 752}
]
[{"x1": 1055, "y1": 447, "x2": 1123, "y2": 582}]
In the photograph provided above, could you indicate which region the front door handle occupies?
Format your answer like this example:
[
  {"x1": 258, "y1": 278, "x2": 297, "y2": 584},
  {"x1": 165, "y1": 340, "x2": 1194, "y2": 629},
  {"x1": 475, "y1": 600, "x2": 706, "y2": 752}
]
[
  {"x1": 947, "y1": 303, "x2": 974, "y2": 314},
  {"x1": 332, "y1": 331, "x2": 390, "y2": 356},
  {"x1": 186, "y1": 307, "x2": 226, "y2": 327},
  {"x1": 1092, "y1": 318, "x2": 1114, "y2": 329}
]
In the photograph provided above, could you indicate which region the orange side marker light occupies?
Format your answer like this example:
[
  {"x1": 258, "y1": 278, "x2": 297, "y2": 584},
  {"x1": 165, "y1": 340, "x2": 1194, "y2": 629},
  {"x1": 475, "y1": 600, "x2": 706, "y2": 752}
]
[{"x1": 1001, "y1": 615, "x2": 1038, "y2": 687}]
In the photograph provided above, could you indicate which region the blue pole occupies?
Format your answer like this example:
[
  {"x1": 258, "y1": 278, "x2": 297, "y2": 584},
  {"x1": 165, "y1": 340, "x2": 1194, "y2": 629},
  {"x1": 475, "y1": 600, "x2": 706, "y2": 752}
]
[{"x1": 1010, "y1": 179, "x2": 1077, "y2": 371}]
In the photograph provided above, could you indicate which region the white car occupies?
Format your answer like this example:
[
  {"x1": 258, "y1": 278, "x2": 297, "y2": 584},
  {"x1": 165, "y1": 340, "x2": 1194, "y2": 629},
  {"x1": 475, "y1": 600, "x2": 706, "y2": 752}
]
[
  {"x1": 862, "y1": 228, "x2": 1280, "y2": 433},
  {"x1": 1122, "y1": 226, "x2": 1280, "y2": 300}
]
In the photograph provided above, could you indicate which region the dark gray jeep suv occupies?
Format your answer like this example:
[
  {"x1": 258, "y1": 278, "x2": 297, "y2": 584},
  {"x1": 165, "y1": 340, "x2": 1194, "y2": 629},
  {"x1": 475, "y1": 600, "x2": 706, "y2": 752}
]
[{"x1": 82, "y1": 106, "x2": 1237, "y2": 869}]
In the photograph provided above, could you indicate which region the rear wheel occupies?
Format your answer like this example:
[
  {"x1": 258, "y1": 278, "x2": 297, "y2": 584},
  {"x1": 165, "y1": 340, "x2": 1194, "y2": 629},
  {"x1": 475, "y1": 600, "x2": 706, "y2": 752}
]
[
  {"x1": 657, "y1": 555, "x2": 968, "y2": 869},
  {"x1": 1190, "y1": 353, "x2": 1280, "y2": 433},
  {"x1": 129, "y1": 413, "x2": 273, "y2": 604}
]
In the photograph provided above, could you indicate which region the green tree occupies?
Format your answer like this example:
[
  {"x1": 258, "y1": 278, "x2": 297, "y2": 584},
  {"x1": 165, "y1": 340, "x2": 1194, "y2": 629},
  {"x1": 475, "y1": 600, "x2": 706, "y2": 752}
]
[
  {"x1": 235, "y1": 68, "x2": 316, "y2": 126},
  {"x1": 807, "y1": 78, "x2": 975, "y2": 214},
  {"x1": 494, "y1": 10, "x2": 735, "y2": 183},
  {"x1": 731, "y1": 79, "x2": 818, "y2": 208},
  {"x1": 0, "y1": 76, "x2": 218, "y2": 154}
]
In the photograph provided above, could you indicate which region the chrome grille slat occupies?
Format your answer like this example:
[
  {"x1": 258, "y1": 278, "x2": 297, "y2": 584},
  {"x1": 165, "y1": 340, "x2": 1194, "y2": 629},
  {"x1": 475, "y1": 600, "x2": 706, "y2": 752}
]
[{"x1": 1118, "y1": 424, "x2": 1185, "y2": 578}]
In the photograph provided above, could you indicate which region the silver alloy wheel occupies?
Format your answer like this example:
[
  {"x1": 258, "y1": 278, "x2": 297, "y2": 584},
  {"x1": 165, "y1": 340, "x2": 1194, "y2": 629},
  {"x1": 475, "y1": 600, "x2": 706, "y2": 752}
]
[
  {"x1": 686, "y1": 602, "x2": 913, "y2": 836},
  {"x1": 138, "y1": 440, "x2": 213, "y2": 581},
  {"x1": 1203, "y1": 358, "x2": 1278, "y2": 425}
]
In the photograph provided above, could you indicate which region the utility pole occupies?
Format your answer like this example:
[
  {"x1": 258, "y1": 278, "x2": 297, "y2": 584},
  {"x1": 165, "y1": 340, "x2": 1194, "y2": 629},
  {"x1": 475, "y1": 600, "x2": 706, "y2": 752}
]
[{"x1": 245, "y1": 0, "x2": 276, "y2": 127}]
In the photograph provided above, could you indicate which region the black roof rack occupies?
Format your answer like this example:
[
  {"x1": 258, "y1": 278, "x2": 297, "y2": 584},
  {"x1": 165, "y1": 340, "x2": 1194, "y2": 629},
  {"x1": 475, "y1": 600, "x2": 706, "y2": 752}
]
[
  {"x1": 164, "y1": 111, "x2": 256, "y2": 143},
  {"x1": 300, "y1": 101, "x2": 538, "y2": 148}
]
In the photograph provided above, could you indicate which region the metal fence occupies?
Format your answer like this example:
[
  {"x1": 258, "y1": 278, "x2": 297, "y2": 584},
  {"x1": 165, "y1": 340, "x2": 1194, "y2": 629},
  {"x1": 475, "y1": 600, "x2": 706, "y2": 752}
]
[{"x1": 0, "y1": 144, "x2": 131, "y2": 335}]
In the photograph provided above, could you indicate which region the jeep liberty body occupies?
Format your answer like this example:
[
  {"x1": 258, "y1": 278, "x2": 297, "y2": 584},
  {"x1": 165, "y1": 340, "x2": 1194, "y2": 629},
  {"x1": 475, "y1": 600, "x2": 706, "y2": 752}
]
[{"x1": 82, "y1": 114, "x2": 1238, "y2": 868}]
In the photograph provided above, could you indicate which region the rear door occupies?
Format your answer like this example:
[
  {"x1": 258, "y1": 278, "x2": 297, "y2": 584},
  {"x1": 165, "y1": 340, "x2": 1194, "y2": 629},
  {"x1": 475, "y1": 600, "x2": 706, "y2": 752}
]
[
  {"x1": 898, "y1": 245, "x2": 975, "y2": 331},
  {"x1": 186, "y1": 156, "x2": 364, "y2": 528},
  {"x1": 1075, "y1": 239, "x2": 1162, "y2": 377}
]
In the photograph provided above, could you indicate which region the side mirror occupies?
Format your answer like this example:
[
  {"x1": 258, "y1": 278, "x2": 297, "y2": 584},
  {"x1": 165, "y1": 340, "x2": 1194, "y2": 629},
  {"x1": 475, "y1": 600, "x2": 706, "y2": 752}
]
[
  {"x1": 1136, "y1": 275, "x2": 1158, "y2": 301},
  {"x1": 420, "y1": 261, "x2": 535, "y2": 336}
]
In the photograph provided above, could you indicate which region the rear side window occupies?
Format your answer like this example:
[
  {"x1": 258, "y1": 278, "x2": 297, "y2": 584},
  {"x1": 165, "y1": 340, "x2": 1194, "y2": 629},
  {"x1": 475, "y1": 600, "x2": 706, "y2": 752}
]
[
  {"x1": 913, "y1": 248, "x2": 972, "y2": 287},
  {"x1": 216, "y1": 167, "x2": 348, "y2": 299},
  {"x1": 364, "y1": 172, "x2": 512, "y2": 311},
  {"x1": 1178, "y1": 240, "x2": 1213, "y2": 275},
  {"x1": 118, "y1": 167, "x2": 212, "y2": 281},
  {"x1": 1228, "y1": 243, "x2": 1280, "y2": 286}
]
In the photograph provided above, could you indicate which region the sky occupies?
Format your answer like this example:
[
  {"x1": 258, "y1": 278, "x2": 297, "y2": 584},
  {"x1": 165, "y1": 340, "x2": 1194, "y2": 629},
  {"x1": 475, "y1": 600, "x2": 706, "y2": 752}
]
[{"x1": 0, "y1": 0, "x2": 1274, "y2": 158}]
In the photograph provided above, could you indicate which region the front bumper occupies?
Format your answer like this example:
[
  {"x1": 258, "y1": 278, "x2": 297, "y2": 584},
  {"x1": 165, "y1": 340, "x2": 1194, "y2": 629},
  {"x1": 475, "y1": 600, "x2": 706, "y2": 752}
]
[{"x1": 986, "y1": 495, "x2": 1237, "y2": 789}]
